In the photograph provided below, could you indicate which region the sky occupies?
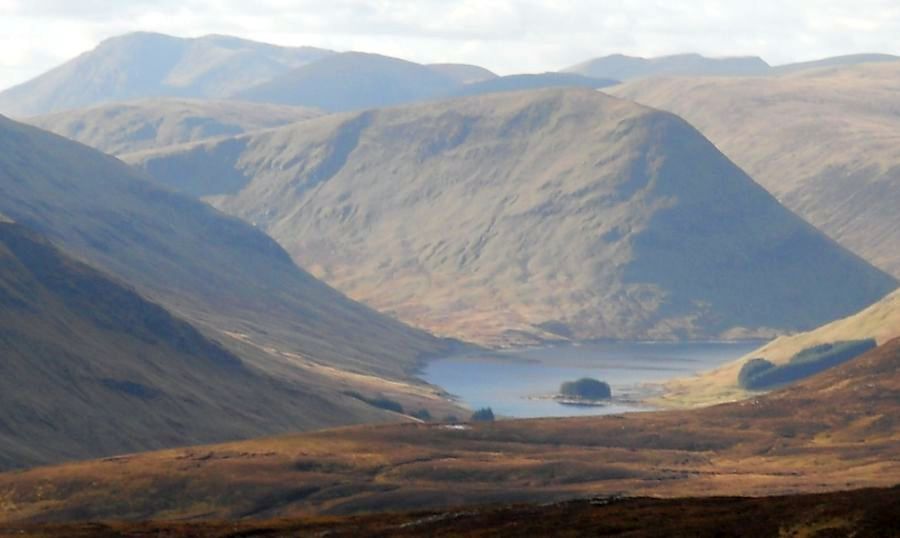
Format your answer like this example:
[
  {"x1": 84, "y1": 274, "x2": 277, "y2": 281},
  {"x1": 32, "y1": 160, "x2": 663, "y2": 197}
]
[{"x1": 1, "y1": 0, "x2": 900, "y2": 89}]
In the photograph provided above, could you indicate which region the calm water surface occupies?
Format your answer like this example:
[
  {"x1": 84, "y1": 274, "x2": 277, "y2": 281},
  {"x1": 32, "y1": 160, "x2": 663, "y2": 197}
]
[{"x1": 422, "y1": 341, "x2": 763, "y2": 418}]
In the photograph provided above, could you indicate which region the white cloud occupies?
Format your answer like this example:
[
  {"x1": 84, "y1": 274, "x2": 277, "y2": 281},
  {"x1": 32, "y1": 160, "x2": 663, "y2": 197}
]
[{"x1": 1, "y1": 0, "x2": 900, "y2": 89}]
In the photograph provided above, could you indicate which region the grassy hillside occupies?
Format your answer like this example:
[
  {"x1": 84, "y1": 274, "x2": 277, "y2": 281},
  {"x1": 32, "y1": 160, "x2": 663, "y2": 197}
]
[
  {"x1": 661, "y1": 288, "x2": 900, "y2": 407},
  {"x1": 1, "y1": 337, "x2": 898, "y2": 522},
  {"x1": 0, "y1": 32, "x2": 333, "y2": 117},
  {"x1": 611, "y1": 60, "x2": 900, "y2": 278},
  {"x1": 128, "y1": 88, "x2": 895, "y2": 345},
  {"x1": 27, "y1": 98, "x2": 321, "y2": 155},
  {"x1": 235, "y1": 52, "x2": 460, "y2": 112},
  {"x1": 0, "y1": 114, "x2": 463, "y2": 466},
  {"x1": 0, "y1": 222, "x2": 417, "y2": 469}
]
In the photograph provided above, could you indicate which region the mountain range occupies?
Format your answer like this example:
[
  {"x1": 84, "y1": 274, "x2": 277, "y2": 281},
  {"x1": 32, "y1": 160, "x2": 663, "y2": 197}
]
[
  {"x1": 0, "y1": 32, "x2": 333, "y2": 117},
  {"x1": 127, "y1": 88, "x2": 896, "y2": 345}
]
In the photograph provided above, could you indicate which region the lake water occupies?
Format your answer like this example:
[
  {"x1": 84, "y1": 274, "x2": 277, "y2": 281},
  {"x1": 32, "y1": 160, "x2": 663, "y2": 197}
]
[{"x1": 422, "y1": 341, "x2": 762, "y2": 418}]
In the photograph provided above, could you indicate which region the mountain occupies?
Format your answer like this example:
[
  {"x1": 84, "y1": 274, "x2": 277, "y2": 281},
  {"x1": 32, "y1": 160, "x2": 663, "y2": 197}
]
[
  {"x1": 427, "y1": 63, "x2": 498, "y2": 84},
  {"x1": 611, "y1": 60, "x2": 900, "y2": 278},
  {"x1": 127, "y1": 88, "x2": 896, "y2": 345},
  {"x1": 27, "y1": 98, "x2": 321, "y2": 155},
  {"x1": 446, "y1": 72, "x2": 617, "y2": 98},
  {"x1": 0, "y1": 221, "x2": 408, "y2": 469},
  {"x1": 234, "y1": 52, "x2": 461, "y2": 112},
  {"x1": 564, "y1": 53, "x2": 770, "y2": 80},
  {"x1": 0, "y1": 114, "x2": 460, "y2": 467},
  {"x1": 0, "y1": 32, "x2": 333, "y2": 117},
  {"x1": 3, "y1": 337, "x2": 899, "y2": 522}
]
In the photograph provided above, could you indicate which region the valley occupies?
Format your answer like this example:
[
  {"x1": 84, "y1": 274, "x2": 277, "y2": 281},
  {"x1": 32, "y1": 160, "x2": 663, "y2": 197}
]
[{"x1": 1, "y1": 21, "x2": 899, "y2": 535}]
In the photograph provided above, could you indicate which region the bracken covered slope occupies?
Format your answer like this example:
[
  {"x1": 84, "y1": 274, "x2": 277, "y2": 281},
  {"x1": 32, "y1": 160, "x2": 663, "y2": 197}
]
[
  {"x1": 0, "y1": 32, "x2": 333, "y2": 117},
  {"x1": 2, "y1": 338, "x2": 899, "y2": 522},
  {"x1": 129, "y1": 88, "x2": 895, "y2": 345},
  {"x1": 27, "y1": 98, "x2": 321, "y2": 155},
  {"x1": 611, "y1": 60, "x2": 900, "y2": 277}
]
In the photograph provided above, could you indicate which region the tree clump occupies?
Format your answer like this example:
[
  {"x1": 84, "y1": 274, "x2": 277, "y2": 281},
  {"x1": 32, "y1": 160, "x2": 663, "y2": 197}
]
[
  {"x1": 470, "y1": 407, "x2": 495, "y2": 422},
  {"x1": 737, "y1": 339, "x2": 876, "y2": 390},
  {"x1": 559, "y1": 378, "x2": 611, "y2": 400}
]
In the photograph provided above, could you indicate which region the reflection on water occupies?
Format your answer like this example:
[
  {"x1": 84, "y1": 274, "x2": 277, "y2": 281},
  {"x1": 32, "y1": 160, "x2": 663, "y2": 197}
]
[{"x1": 422, "y1": 341, "x2": 762, "y2": 418}]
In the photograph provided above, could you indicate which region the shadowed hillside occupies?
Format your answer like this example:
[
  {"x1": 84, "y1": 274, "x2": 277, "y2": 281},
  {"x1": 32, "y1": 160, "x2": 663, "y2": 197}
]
[
  {"x1": 0, "y1": 114, "x2": 462, "y2": 468},
  {"x1": 27, "y1": 98, "x2": 321, "y2": 155},
  {"x1": 234, "y1": 52, "x2": 460, "y2": 112},
  {"x1": 128, "y1": 88, "x2": 895, "y2": 345},
  {"x1": 612, "y1": 60, "x2": 900, "y2": 277},
  {"x1": 2, "y1": 338, "x2": 899, "y2": 522},
  {"x1": 0, "y1": 32, "x2": 333, "y2": 117},
  {"x1": 0, "y1": 222, "x2": 400, "y2": 469}
]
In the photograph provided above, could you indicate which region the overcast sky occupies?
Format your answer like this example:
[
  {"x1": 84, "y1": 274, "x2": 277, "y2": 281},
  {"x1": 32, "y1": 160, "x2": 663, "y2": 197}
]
[{"x1": 2, "y1": 0, "x2": 899, "y2": 89}]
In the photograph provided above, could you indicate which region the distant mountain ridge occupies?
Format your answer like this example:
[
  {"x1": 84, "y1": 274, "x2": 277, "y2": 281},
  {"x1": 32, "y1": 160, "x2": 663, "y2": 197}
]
[
  {"x1": 127, "y1": 88, "x2": 896, "y2": 345},
  {"x1": 234, "y1": 51, "x2": 461, "y2": 112},
  {"x1": 27, "y1": 98, "x2": 321, "y2": 155},
  {"x1": 446, "y1": 72, "x2": 617, "y2": 98},
  {"x1": 564, "y1": 53, "x2": 770, "y2": 79},
  {"x1": 565, "y1": 52, "x2": 900, "y2": 80},
  {"x1": 0, "y1": 32, "x2": 334, "y2": 116}
]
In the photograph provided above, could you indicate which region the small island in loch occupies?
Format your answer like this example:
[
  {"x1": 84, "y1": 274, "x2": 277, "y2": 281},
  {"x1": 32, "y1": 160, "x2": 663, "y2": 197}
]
[{"x1": 555, "y1": 377, "x2": 612, "y2": 406}]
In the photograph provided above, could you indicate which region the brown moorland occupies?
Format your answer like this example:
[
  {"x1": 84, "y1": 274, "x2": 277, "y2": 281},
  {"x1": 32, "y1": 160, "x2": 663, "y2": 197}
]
[
  {"x1": 1, "y1": 338, "x2": 898, "y2": 523},
  {"x1": 2, "y1": 486, "x2": 899, "y2": 537}
]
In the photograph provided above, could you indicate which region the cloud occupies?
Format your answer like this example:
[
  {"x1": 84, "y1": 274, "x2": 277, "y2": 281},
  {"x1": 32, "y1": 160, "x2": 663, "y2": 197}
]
[{"x1": 2, "y1": 0, "x2": 900, "y2": 89}]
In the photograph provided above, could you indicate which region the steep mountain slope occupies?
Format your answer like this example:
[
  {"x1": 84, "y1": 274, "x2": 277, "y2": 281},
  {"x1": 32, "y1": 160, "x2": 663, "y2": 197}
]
[
  {"x1": 234, "y1": 52, "x2": 460, "y2": 112},
  {"x1": 27, "y1": 98, "x2": 321, "y2": 155},
  {"x1": 0, "y1": 32, "x2": 333, "y2": 117},
  {"x1": 564, "y1": 53, "x2": 769, "y2": 79},
  {"x1": 0, "y1": 114, "x2": 457, "y2": 444},
  {"x1": 427, "y1": 63, "x2": 498, "y2": 84},
  {"x1": 446, "y1": 73, "x2": 617, "y2": 98},
  {"x1": 611, "y1": 60, "x2": 900, "y2": 277},
  {"x1": 128, "y1": 88, "x2": 896, "y2": 345},
  {"x1": 0, "y1": 221, "x2": 407, "y2": 469},
  {"x1": 3, "y1": 338, "x2": 900, "y2": 522},
  {"x1": 662, "y1": 288, "x2": 900, "y2": 407}
]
